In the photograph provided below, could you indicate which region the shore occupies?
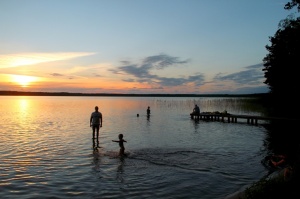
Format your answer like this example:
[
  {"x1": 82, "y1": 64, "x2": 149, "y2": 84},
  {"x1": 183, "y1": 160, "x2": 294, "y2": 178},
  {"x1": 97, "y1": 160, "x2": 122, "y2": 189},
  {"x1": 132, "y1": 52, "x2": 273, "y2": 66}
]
[
  {"x1": 224, "y1": 185, "x2": 248, "y2": 199},
  {"x1": 224, "y1": 165, "x2": 299, "y2": 199}
]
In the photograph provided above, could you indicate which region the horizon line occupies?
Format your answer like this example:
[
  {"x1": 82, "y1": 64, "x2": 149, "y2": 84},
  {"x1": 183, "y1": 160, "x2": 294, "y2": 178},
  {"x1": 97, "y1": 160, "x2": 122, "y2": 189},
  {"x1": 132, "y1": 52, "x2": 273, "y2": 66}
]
[{"x1": 0, "y1": 90, "x2": 268, "y2": 97}]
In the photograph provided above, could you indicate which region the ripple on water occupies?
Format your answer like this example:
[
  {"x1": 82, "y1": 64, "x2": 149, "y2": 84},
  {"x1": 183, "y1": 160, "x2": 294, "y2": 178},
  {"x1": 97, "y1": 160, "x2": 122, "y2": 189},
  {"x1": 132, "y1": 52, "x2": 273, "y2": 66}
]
[{"x1": 0, "y1": 96, "x2": 269, "y2": 199}]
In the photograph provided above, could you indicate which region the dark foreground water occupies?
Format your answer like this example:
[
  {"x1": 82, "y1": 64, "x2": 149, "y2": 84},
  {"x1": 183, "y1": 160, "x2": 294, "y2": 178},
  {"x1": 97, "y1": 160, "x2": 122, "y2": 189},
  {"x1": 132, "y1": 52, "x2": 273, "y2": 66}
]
[{"x1": 0, "y1": 96, "x2": 270, "y2": 199}]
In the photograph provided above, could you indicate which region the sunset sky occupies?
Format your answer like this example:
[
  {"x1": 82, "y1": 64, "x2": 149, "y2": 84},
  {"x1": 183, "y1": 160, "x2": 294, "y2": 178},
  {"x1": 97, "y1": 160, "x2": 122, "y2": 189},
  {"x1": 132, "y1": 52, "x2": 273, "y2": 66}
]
[{"x1": 0, "y1": 0, "x2": 295, "y2": 94}]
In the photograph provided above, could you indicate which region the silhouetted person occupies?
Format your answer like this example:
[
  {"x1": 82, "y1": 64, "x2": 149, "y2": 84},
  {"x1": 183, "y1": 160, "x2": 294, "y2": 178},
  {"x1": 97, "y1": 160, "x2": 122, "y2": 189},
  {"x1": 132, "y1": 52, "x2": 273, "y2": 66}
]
[
  {"x1": 147, "y1": 106, "x2": 151, "y2": 116},
  {"x1": 112, "y1": 134, "x2": 127, "y2": 156},
  {"x1": 193, "y1": 104, "x2": 200, "y2": 115},
  {"x1": 90, "y1": 106, "x2": 102, "y2": 140}
]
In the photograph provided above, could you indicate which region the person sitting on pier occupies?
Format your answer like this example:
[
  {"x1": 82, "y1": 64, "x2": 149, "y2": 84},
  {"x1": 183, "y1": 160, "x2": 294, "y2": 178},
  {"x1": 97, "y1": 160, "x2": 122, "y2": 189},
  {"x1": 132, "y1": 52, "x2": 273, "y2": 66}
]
[{"x1": 192, "y1": 104, "x2": 200, "y2": 115}]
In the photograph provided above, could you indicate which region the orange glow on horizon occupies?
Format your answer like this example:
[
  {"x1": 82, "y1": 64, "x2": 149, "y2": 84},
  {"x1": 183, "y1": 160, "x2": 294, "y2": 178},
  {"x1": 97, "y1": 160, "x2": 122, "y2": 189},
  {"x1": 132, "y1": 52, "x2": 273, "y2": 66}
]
[{"x1": 1, "y1": 74, "x2": 204, "y2": 93}]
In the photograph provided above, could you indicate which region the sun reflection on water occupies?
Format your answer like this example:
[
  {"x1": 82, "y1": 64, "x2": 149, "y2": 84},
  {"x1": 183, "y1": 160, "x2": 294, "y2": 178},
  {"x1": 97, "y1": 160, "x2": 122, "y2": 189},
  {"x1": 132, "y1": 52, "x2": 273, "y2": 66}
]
[{"x1": 17, "y1": 98, "x2": 31, "y2": 122}]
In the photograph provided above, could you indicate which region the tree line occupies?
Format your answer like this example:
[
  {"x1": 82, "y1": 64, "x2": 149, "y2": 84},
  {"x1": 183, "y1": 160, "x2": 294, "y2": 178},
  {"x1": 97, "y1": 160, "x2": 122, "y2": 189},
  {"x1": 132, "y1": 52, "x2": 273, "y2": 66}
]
[{"x1": 262, "y1": 0, "x2": 300, "y2": 119}]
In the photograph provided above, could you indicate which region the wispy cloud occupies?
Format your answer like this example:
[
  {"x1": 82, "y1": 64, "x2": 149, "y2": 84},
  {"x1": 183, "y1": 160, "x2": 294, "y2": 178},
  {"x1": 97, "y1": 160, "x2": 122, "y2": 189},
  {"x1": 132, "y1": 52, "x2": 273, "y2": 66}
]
[
  {"x1": 213, "y1": 63, "x2": 264, "y2": 85},
  {"x1": 50, "y1": 73, "x2": 64, "y2": 77},
  {"x1": 0, "y1": 52, "x2": 96, "y2": 68}
]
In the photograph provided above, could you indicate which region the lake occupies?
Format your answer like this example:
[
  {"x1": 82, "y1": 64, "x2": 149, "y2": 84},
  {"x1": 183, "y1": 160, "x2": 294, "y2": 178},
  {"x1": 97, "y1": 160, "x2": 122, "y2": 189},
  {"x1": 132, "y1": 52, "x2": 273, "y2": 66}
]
[{"x1": 0, "y1": 96, "x2": 271, "y2": 199}]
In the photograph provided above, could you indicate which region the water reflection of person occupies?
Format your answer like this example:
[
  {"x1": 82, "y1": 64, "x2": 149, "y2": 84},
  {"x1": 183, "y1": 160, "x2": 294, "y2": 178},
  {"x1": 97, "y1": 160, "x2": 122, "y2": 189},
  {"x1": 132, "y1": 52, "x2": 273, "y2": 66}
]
[
  {"x1": 92, "y1": 139, "x2": 100, "y2": 151},
  {"x1": 92, "y1": 146, "x2": 101, "y2": 172},
  {"x1": 116, "y1": 157, "x2": 125, "y2": 183},
  {"x1": 192, "y1": 118, "x2": 200, "y2": 130},
  {"x1": 147, "y1": 114, "x2": 150, "y2": 121}
]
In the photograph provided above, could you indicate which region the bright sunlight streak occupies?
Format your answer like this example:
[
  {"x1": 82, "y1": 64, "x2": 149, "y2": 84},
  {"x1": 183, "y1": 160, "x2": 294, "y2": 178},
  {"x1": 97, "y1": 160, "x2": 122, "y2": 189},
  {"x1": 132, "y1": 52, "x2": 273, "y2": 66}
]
[
  {"x1": 11, "y1": 75, "x2": 39, "y2": 87},
  {"x1": 0, "y1": 52, "x2": 97, "y2": 68}
]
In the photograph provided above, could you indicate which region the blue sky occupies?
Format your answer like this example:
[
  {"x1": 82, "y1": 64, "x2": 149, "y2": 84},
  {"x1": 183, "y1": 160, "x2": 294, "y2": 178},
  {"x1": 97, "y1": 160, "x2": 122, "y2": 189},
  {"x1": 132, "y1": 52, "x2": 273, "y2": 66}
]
[{"x1": 0, "y1": 0, "x2": 295, "y2": 94}]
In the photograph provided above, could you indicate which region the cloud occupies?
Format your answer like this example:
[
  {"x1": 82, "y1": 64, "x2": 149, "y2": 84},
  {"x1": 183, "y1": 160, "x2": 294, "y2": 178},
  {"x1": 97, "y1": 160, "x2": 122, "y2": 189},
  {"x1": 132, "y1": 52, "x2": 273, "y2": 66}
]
[
  {"x1": 142, "y1": 54, "x2": 189, "y2": 69},
  {"x1": 110, "y1": 54, "x2": 205, "y2": 87},
  {"x1": 111, "y1": 54, "x2": 189, "y2": 77},
  {"x1": 188, "y1": 75, "x2": 206, "y2": 86},
  {"x1": 245, "y1": 63, "x2": 264, "y2": 69},
  {"x1": 50, "y1": 73, "x2": 64, "y2": 76},
  {"x1": 0, "y1": 52, "x2": 96, "y2": 68},
  {"x1": 213, "y1": 63, "x2": 264, "y2": 85},
  {"x1": 93, "y1": 73, "x2": 102, "y2": 77}
]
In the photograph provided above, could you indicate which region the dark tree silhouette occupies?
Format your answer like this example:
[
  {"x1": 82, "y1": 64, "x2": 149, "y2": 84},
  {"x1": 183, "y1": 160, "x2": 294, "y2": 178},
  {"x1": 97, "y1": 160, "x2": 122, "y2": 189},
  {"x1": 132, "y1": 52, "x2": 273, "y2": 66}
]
[
  {"x1": 262, "y1": 1, "x2": 300, "y2": 118},
  {"x1": 284, "y1": 0, "x2": 300, "y2": 11}
]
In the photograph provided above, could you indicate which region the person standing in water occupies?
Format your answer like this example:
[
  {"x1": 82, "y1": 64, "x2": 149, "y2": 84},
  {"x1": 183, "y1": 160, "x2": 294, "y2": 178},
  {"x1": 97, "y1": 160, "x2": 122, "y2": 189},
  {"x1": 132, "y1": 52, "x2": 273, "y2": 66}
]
[
  {"x1": 112, "y1": 134, "x2": 127, "y2": 156},
  {"x1": 90, "y1": 106, "x2": 102, "y2": 140},
  {"x1": 147, "y1": 106, "x2": 151, "y2": 116}
]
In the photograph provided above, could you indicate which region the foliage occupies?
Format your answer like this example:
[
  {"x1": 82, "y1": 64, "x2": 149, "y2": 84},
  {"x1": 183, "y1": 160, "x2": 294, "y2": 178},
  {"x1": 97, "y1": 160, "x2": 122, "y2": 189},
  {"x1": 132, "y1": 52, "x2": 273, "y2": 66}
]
[
  {"x1": 243, "y1": 2, "x2": 300, "y2": 198},
  {"x1": 262, "y1": 1, "x2": 300, "y2": 118},
  {"x1": 262, "y1": 17, "x2": 300, "y2": 94},
  {"x1": 284, "y1": 0, "x2": 300, "y2": 11}
]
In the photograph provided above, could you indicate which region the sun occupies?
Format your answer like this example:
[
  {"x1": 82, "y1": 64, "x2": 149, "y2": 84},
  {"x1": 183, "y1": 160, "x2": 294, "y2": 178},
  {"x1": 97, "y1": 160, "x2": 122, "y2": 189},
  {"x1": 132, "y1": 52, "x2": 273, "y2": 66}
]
[{"x1": 11, "y1": 75, "x2": 38, "y2": 87}]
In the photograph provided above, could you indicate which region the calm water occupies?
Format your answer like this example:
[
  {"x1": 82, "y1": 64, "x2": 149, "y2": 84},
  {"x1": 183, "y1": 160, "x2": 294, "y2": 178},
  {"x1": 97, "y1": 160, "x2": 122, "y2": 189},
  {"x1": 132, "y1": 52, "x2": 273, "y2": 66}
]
[{"x1": 0, "y1": 96, "x2": 270, "y2": 199}]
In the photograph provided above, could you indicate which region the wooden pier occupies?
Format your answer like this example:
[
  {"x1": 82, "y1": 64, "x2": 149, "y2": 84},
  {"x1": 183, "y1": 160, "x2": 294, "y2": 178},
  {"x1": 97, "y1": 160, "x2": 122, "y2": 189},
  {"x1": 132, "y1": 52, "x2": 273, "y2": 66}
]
[{"x1": 190, "y1": 113, "x2": 298, "y2": 125}]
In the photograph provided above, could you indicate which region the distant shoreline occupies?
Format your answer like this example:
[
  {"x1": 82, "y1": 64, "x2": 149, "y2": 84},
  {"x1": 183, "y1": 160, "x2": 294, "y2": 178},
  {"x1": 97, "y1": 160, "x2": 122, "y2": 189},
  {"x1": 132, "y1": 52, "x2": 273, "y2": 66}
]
[{"x1": 0, "y1": 90, "x2": 268, "y2": 97}]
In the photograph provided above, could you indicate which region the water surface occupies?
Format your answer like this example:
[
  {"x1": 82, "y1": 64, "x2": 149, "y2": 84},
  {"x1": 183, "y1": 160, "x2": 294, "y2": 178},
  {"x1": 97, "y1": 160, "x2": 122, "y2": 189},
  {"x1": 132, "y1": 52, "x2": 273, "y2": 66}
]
[{"x1": 0, "y1": 96, "x2": 269, "y2": 199}]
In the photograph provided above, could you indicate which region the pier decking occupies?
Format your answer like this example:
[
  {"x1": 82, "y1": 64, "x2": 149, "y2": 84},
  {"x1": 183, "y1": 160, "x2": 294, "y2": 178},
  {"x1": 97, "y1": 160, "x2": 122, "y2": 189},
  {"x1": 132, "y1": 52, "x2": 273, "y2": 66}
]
[{"x1": 190, "y1": 113, "x2": 298, "y2": 125}]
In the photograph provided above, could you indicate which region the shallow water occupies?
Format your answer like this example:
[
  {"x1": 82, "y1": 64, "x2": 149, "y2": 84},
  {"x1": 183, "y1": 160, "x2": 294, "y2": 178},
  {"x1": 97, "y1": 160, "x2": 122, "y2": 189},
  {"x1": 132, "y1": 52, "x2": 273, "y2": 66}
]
[{"x1": 0, "y1": 96, "x2": 269, "y2": 199}]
